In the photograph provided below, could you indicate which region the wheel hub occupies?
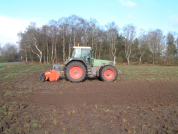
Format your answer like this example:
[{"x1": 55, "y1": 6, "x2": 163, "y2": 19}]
[
  {"x1": 104, "y1": 68, "x2": 115, "y2": 80},
  {"x1": 74, "y1": 70, "x2": 78, "y2": 74},
  {"x1": 69, "y1": 65, "x2": 83, "y2": 79}
]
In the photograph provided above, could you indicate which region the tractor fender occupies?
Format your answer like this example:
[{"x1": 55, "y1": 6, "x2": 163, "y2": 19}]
[{"x1": 64, "y1": 58, "x2": 88, "y2": 67}]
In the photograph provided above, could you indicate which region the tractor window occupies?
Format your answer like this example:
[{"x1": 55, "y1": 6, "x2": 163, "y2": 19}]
[
  {"x1": 81, "y1": 49, "x2": 90, "y2": 58},
  {"x1": 72, "y1": 48, "x2": 81, "y2": 58},
  {"x1": 81, "y1": 49, "x2": 90, "y2": 64}
]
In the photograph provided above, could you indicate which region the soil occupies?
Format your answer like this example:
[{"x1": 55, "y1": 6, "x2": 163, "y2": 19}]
[{"x1": 0, "y1": 66, "x2": 178, "y2": 134}]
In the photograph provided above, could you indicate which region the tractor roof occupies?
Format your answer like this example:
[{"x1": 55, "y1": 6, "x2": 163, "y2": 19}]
[{"x1": 73, "y1": 46, "x2": 91, "y2": 49}]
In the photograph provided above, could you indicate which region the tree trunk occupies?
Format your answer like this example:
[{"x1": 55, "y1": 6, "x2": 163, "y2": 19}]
[
  {"x1": 74, "y1": 36, "x2": 75, "y2": 47},
  {"x1": 127, "y1": 57, "x2": 130, "y2": 65},
  {"x1": 63, "y1": 39, "x2": 65, "y2": 62},
  {"x1": 39, "y1": 52, "x2": 42, "y2": 63},
  {"x1": 47, "y1": 41, "x2": 49, "y2": 64},
  {"x1": 31, "y1": 47, "x2": 42, "y2": 63},
  {"x1": 30, "y1": 52, "x2": 33, "y2": 63},
  {"x1": 39, "y1": 57, "x2": 42, "y2": 63},
  {"x1": 113, "y1": 56, "x2": 116, "y2": 65},
  {"x1": 95, "y1": 36, "x2": 98, "y2": 58},
  {"x1": 99, "y1": 43, "x2": 101, "y2": 59},
  {"x1": 139, "y1": 56, "x2": 141, "y2": 65},
  {"x1": 25, "y1": 56, "x2": 27, "y2": 63},
  {"x1": 25, "y1": 49, "x2": 28, "y2": 63},
  {"x1": 63, "y1": 25, "x2": 65, "y2": 62},
  {"x1": 173, "y1": 52, "x2": 175, "y2": 65},
  {"x1": 32, "y1": 57, "x2": 33, "y2": 63},
  {"x1": 51, "y1": 44, "x2": 54, "y2": 63},
  {"x1": 33, "y1": 37, "x2": 43, "y2": 63},
  {"x1": 54, "y1": 38, "x2": 57, "y2": 63},
  {"x1": 73, "y1": 29, "x2": 76, "y2": 47},
  {"x1": 92, "y1": 35, "x2": 94, "y2": 48},
  {"x1": 68, "y1": 35, "x2": 72, "y2": 58},
  {"x1": 54, "y1": 43, "x2": 56, "y2": 63},
  {"x1": 92, "y1": 26, "x2": 95, "y2": 49},
  {"x1": 43, "y1": 50, "x2": 45, "y2": 63},
  {"x1": 99, "y1": 51, "x2": 101, "y2": 59}
]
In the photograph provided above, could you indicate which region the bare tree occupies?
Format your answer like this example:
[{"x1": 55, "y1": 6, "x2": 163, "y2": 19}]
[
  {"x1": 97, "y1": 29, "x2": 105, "y2": 59},
  {"x1": 123, "y1": 24, "x2": 136, "y2": 65},
  {"x1": 166, "y1": 32, "x2": 177, "y2": 65},
  {"x1": 48, "y1": 20, "x2": 59, "y2": 63},
  {"x1": 148, "y1": 29, "x2": 165, "y2": 65},
  {"x1": 41, "y1": 25, "x2": 50, "y2": 64},
  {"x1": 66, "y1": 15, "x2": 77, "y2": 58},
  {"x1": 1, "y1": 43, "x2": 18, "y2": 62},
  {"x1": 81, "y1": 19, "x2": 89, "y2": 46},
  {"x1": 24, "y1": 22, "x2": 43, "y2": 63},
  {"x1": 138, "y1": 29, "x2": 149, "y2": 64},
  {"x1": 106, "y1": 22, "x2": 119, "y2": 65},
  {"x1": 69, "y1": 15, "x2": 82, "y2": 47},
  {"x1": 58, "y1": 18, "x2": 67, "y2": 62},
  {"x1": 18, "y1": 32, "x2": 29, "y2": 63},
  {"x1": 90, "y1": 19, "x2": 97, "y2": 48}
]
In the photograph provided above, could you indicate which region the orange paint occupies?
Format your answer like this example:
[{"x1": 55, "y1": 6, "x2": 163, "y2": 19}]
[{"x1": 45, "y1": 70, "x2": 60, "y2": 82}]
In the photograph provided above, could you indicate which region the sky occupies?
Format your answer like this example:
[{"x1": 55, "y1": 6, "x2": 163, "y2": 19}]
[{"x1": 0, "y1": 0, "x2": 178, "y2": 47}]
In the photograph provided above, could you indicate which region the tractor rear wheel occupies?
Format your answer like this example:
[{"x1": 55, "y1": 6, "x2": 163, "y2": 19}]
[
  {"x1": 65, "y1": 61, "x2": 87, "y2": 82},
  {"x1": 100, "y1": 65, "x2": 117, "y2": 81}
]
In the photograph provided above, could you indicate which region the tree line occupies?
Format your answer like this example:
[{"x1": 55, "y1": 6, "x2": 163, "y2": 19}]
[
  {"x1": 0, "y1": 15, "x2": 178, "y2": 65},
  {"x1": 0, "y1": 43, "x2": 19, "y2": 62}
]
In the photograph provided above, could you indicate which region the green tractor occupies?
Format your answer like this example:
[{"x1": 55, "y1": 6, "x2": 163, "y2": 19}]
[
  {"x1": 40, "y1": 46, "x2": 118, "y2": 82},
  {"x1": 63, "y1": 46, "x2": 118, "y2": 82}
]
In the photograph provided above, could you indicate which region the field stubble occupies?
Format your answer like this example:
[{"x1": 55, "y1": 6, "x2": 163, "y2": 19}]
[{"x1": 0, "y1": 63, "x2": 178, "y2": 134}]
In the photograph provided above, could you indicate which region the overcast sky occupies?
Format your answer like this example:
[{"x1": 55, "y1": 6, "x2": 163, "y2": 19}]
[{"x1": 0, "y1": 0, "x2": 178, "y2": 47}]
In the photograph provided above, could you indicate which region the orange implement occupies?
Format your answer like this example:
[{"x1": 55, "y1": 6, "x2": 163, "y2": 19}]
[{"x1": 45, "y1": 70, "x2": 60, "y2": 82}]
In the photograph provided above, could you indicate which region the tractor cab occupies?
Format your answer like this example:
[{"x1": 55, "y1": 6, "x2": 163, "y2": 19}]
[{"x1": 72, "y1": 46, "x2": 92, "y2": 65}]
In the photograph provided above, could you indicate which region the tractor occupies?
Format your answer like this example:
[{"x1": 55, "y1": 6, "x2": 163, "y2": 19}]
[{"x1": 39, "y1": 46, "x2": 118, "y2": 82}]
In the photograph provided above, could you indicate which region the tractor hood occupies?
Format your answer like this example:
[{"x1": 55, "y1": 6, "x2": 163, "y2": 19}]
[{"x1": 93, "y1": 59, "x2": 114, "y2": 66}]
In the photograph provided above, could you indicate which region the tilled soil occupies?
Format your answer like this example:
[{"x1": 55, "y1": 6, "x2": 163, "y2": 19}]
[{"x1": 0, "y1": 72, "x2": 178, "y2": 133}]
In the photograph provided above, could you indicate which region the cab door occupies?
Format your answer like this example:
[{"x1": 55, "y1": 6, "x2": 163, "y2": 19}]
[{"x1": 81, "y1": 49, "x2": 90, "y2": 65}]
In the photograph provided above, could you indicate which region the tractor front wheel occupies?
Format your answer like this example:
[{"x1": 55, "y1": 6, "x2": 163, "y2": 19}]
[
  {"x1": 65, "y1": 61, "x2": 87, "y2": 82},
  {"x1": 100, "y1": 65, "x2": 117, "y2": 81}
]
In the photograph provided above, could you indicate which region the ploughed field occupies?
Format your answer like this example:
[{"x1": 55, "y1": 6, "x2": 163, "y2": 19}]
[{"x1": 0, "y1": 63, "x2": 178, "y2": 134}]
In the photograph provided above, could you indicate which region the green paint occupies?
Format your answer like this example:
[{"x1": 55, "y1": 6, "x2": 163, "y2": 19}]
[{"x1": 71, "y1": 47, "x2": 114, "y2": 67}]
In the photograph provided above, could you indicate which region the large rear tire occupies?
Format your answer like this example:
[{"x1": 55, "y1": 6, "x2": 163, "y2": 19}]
[
  {"x1": 100, "y1": 65, "x2": 117, "y2": 81},
  {"x1": 65, "y1": 61, "x2": 87, "y2": 82}
]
